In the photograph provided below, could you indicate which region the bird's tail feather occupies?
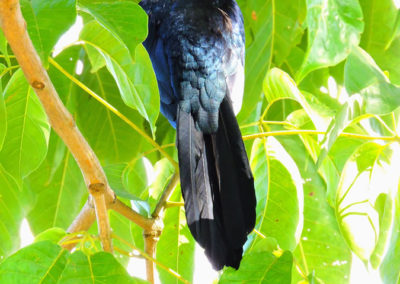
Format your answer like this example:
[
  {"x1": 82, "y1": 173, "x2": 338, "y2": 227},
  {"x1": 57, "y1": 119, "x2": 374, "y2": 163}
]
[{"x1": 177, "y1": 97, "x2": 256, "y2": 270}]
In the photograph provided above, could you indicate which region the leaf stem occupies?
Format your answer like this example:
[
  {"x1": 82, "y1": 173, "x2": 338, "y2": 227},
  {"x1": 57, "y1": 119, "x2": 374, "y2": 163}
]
[{"x1": 0, "y1": 65, "x2": 19, "y2": 78}]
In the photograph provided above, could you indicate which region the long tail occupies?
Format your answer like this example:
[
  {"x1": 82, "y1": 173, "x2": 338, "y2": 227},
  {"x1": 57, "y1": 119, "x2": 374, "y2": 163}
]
[{"x1": 177, "y1": 96, "x2": 256, "y2": 270}]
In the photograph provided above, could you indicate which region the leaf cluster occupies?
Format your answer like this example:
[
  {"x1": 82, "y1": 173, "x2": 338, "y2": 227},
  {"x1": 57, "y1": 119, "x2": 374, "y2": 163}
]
[{"x1": 1, "y1": 0, "x2": 400, "y2": 283}]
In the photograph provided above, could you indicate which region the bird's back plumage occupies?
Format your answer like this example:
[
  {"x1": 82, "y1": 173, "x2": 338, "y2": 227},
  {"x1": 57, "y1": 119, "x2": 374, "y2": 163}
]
[{"x1": 140, "y1": 0, "x2": 256, "y2": 270}]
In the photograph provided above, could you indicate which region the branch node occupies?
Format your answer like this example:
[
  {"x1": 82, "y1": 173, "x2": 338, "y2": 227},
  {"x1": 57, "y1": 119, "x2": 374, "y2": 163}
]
[
  {"x1": 89, "y1": 183, "x2": 106, "y2": 195},
  {"x1": 32, "y1": 80, "x2": 45, "y2": 90},
  {"x1": 144, "y1": 217, "x2": 163, "y2": 243}
]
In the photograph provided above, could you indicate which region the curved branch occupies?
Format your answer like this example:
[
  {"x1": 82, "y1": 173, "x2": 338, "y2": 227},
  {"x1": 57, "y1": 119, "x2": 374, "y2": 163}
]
[{"x1": 0, "y1": 0, "x2": 138, "y2": 251}]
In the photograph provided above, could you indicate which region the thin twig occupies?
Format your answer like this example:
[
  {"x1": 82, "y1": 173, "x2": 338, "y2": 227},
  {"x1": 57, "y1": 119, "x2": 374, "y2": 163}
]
[
  {"x1": 152, "y1": 173, "x2": 180, "y2": 218},
  {"x1": 242, "y1": 130, "x2": 399, "y2": 141}
]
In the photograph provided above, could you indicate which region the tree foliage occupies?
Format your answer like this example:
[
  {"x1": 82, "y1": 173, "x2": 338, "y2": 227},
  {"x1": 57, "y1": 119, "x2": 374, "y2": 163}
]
[{"x1": 1, "y1": 0, "x2": 400, "y2": 283}]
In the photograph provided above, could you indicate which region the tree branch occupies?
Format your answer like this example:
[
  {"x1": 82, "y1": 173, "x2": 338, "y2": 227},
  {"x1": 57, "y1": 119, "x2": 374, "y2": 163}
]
[
  {"x1": 89, "y1": 183, "x2": 113, "y2": 252},
  {"x1": 0, "y1": 0, "x2": 119, "y2": 251},
  {"x1": 110, "y1": 199, "x2": 154, "y2": 231}
]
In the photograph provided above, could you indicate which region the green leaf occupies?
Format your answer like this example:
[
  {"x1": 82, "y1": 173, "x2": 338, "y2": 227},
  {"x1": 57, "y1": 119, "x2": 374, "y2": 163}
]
[
  {"x1": 219, "y1": 250, "x2": 293, "y2": 283},
  {"x1": 26, "y1": 131, "x2": 87, "y2": 235},
  {"x1": 360, "y1": 0, "x2": 400, "y2": 84},
  {"x1": 272, "y1": 0, "x2": 307, "y2": 67},
  {"x1": 275, "y1": 135, "x2": 351, "y2": 283},
  {"x1": 236, "y1": 0, "x2": 272, "y2": 126},
  {"x1": 77, "y1": 0, "x2": 148, "y2": 59},
  {"x1": 59, "y1": 251, "x2": 146, "y2": 283},
  {"x1": 0, "y1": 69, "x2": 50, "y2": 180},
  {"x1": 297, "y1": 0, "x2": 364, "y2": 81},
  {"x1": 48, "y1": 46, "x2": 83, "y2": 114},
  {"x1": 0, "y1": 241, "x2": 69, "y2": 283},
  {"x1": 237, "y1": 0, "x2": 306, "y2": 126},
  {"x1": 20, "y1": 0, "x2": 77, "y2": 66},
  {"x1": 263, "y1": 68, "x2": 331, "y2": 130},
  {"x1": 122, "y1": 159, "x2": 148, "y2": 198},
  {"x1": 156, "y1": 189, "x2": 195, "y2": 284},
  {"x1": 76, "y1": 62, "x2": 151, "y2": 164},
  {"x1": 345, "y1": 47, "x2": 400, "y2": 114},
  {"x1": 0, "y1": 242, "x2": 147, "y2": 283},
  {"x1": 0, "y1": 75, "x2": 6, "y2": 151},
  {"x1": 34, "y1": 227, "x2": 67, "y2": 244},
  {"x1": 249, "y1": 138, "x2": 303, "y2": 251},
  {"x1": 380, "y1": 185, "x2": 400, "y2": 284},
  {"x1": 80, "y1": 20, "x2": 159, "y2": 134},
  {"x1": 336, "y1": 143, "x2": 399, "y2": 262},
  {"x1": 0, "y1": 165, "x2": 25, "y2": 258},
  {"x1": 109, "y1": 209, "x2": 145, "y2": 266}
]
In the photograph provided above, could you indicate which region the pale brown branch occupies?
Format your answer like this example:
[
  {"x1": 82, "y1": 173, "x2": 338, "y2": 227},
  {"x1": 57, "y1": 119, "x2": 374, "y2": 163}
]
[
  {"x1": 110, "y1": 199, "x2": 154, "y2": 231},
  {"x1": 144, "y1": 230, "x2": 158, "y2": 284},
  {"x1": 0, "y1": 0, "x2": 135, "y2": 251},
  {"x1": 89, "y1": 183, "x2": 113, "y2": 252}
]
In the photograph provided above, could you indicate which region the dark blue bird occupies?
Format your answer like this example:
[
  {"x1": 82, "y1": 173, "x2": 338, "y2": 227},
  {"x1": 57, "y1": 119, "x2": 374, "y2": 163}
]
[{"x1": 140, "y1": 0, "x2": 256, "y2": 270}]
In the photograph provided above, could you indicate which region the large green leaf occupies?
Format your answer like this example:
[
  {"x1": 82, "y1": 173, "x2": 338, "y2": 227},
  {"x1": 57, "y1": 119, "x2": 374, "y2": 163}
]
[
  {"x1": 0, "y1": 76, "x2": 5, "y2": 151},
  {"x1": 48, "y1": 46, "x2": 83, "y2": 114},
  {"x1": 0, "y1": 241, "x2": 69, "y2": 283},
  {"x1": 272, "y1": 0, "x2": 307, "y2": 67},
  {"x1": 219, "y1": 249, "x2": 293, "y2": 283},
  {"x1": 59, "y1": 251, "x2": 146, "y2": 283},
  {"x1": 0, "y1": 241, "x2": 147, "y2": 283},
  {"x1": 26, "y1": 132, "x2": 87, "y2": 235},
  {"x1": 20, "y1": 0, "x2": 77, "y2": 66},
  {"x1": 103, "y1": 161, "x2": 148, "y2": 200},
  {"x1": 122, "y1": 159, "x2": 148, "y2": 198},
  {"x1": 345, "y1": 47, "x2": 400, "y2": 114},
  {"x1": 78, "y1": 0, "x2": 147, "y2": 59},
  {"x1": 236, "y1": 0, "x2": 272, "y2": 126},
  {"x1": 80, "y1": 20, "x2": 159, "y2": 134},
  {"x1": 238, "y1": 0, "x2": 306, "y2": 126},
  {"x1": 359, "y1": 0, "x2": 400, "y2": 84},
  {"x1": 0, "y1": 165, "x2": 25, "y2": 258},
  {"x1": 264, "y1": 68, "x2": 332, "y2": 130},
  {"x1": 275, "y1": 134, "x2": 351, "y2": 283},
  {"x1": 297, "y1": 0, "x2": 364, "y2": 81},
  {"x1": 156, "y1": 189, "x2": 195, "y2": 284},
  {"x1": 236, "y1": 0, "x2": 306, "y2": 126},
  {"x1": 76, "y1": 61, "x2": 151, "y2": 165},
  {"x1": 336, "y1": 143, "x2": 400, "y2": 262},
  {"x1": 0, "y1": 69, "x2": 50, "y2": 180},
  {"x1": 249, "y1": 138, "x2": 303, "y2": 251}
]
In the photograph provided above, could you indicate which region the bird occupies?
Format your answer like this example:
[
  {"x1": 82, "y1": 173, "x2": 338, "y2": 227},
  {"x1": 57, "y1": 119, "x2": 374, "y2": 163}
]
[{"x1": 139, "y1": 0, "x2": 256, "y2": 270}]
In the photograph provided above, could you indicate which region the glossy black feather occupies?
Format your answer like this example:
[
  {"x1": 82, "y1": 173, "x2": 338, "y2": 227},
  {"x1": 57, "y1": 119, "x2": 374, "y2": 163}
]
[{"x1": 140, "y1": 0, "x2": 256, "y2": 270}]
